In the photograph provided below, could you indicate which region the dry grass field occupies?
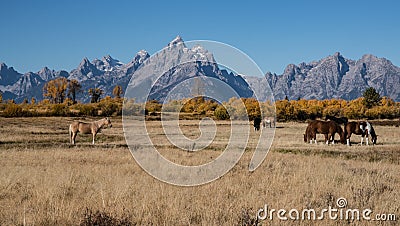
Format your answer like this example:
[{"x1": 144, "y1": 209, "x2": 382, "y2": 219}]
[{"x1": 0, "y1": 117, "x2": 399, "y2": 225}]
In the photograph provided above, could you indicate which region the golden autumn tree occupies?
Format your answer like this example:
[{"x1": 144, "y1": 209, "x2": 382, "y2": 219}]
[
  {"x1": 88, "y1": 88, "x2": 104, "y2": 103},
  {"x1": 112, "y1": 85, "x2": 123, "y2": 99},
  {"x1": 67, "y1": 79, "x2": 81, "y2": 104},
  {"x1": 43, "y1": 77, "x2": 68, "y2": 104}
]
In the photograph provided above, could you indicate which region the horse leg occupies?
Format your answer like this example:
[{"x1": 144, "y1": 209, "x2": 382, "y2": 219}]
[
  {"x1": 366, "y1": 135, "x2": 369, "y2": 146},
  {"x1": 72, "y1": 132, "x2": 77, "y2": 145},
  {"x1": 346, "y1": 132, "x2": 351, "y2": 146},
  {"x1": 92, "y1": 133, "x2": 96, "y2": 145},
  {"x1": 360, "y1": 136, "x2": 364, "y2": 145},
  {"x1": 325, "y1": 134, "x2": 329, "y2": 145}
]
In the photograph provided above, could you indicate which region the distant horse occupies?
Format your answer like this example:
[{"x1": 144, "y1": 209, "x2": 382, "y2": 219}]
[
  {"x1": 325, "y1": 115, "x2": 348, "y2": 125},
  {"x1": 304, "y1": 120, "x2": 345, "y2": 144},
  {"x1": 253, "y1": 117, "x2": 262, "y2": 131},
  {"x1": 69, "y1": 117, "x2": 112, "y2": 144},
  {"x1": 344, "y1": 121, "x2": 377, "y2": 146},
  {"x1": 263, "y1": 116, "x2": 276, "y2": 128}
]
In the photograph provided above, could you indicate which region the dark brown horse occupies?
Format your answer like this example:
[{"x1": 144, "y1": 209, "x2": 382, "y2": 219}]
[
  {"x1": 253, "y1": 117, "x2": 262, "y2": 131},
  {"x1": 304, "y1": 120, "x2": 345, "y2": 144},
  {"x1": 344, "y1": 121, "x2": 377, "y2": 146},
  {"x1": 325, "y1": 115, "x2": 348, "y2": 125}
]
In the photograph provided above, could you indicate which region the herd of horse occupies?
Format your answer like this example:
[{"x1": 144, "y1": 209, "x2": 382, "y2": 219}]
[
  {"x1": 253, "y1": 116, "x2": 276, "y2": 131},
  {"x1": 68, "y1": 115, "x2": 377, "y2": 146},
  {"x1": 304, "y1": 119, "x2": 377, "y2": 146},
  {"x1": 254, "y1": 115, "x2": 377, "y2": 146}
]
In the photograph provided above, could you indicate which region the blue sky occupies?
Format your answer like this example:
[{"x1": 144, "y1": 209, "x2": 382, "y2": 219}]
[{"x1": 0, "y1": 0, "x2": 399, "y2": 75}]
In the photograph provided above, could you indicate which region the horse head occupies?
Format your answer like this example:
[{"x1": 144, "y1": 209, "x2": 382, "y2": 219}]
[
  {"x1": 366, "y1": 121, "x2": 377, "y2": 145},
  {"x1": 369, "y1": 128, "x2": 377, "y2": 145},
  {"x1": 104, "y1": 117, "x2": 112, "y2": 128},
  {"x1": 371, "y1": 134, "x2": 377, "y2": 145}
]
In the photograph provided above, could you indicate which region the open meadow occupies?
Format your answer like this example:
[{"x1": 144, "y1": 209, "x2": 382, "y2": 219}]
[{"x1": 0, "y1": 117, "x2": 399, "y2": 225}]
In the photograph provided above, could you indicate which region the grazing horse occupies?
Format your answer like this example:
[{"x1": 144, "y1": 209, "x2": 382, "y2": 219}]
[
  {"x1": 304, "y1": 120, "x2": 345, "y2": 144},
  {"x1": 253, "y1": 117, "x2": 262, "y2": 131},
  {"x1": 263, "y1": 116, "x2": 276, "y2": 128},
  {"x1": 69, "y1": 117, "x2": 112, "y2": 144},
  {"x1": 344, "y1": 121, "x2": 377, "y2": 146},
  {"x1": 325, "y1": 115, "x2": 348, "y2": 125}
]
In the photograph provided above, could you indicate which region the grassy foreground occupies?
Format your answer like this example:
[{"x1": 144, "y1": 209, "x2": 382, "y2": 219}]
[{"x1": 0, "y1": 117, "x2": 399, "y2": 225}]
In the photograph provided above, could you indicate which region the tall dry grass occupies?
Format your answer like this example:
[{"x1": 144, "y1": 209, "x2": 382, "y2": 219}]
[{"x1": 0, "y1": 117, "x2": 399, "y2": 225}]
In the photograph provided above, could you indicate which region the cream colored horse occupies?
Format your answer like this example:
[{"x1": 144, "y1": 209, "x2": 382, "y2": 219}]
[{"x1": 69, "y1": 117, "x2": 112, "y2": 144}]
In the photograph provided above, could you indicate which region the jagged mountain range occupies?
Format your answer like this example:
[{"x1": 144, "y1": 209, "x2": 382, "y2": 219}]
[
  {"x1": 0, "y1": 51, "x2": 150, "y2": 102},
  {"x1": 245, "y1": 52, "x2": 400, "y2": 101},
  {"x1": 1, "y1": 36, "x2": 399, "y2": 102},
  {"x1": 124, "y1": 36, "x2": 253, "y2": 102}
]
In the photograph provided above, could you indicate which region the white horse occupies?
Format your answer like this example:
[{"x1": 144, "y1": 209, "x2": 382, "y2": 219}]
[
  {"x1": 263, "y1": 116, "x2": 276, "y2": 128},
  {"x1": 69, "y1": 118, "x2": 112, "y2": 144}
]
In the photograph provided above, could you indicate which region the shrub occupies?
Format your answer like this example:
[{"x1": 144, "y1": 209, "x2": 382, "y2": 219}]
[
  {"x1": 51, "y1": 104, "x2": 70, "y2": 116},
  {"x1": 146, "y1": 100, "x2": 162, "y2": 112},
  {"x1": 214, "y1": 105, "x2": 230, "y2": 120},
  {"x1": 100, "y1": 102, "x2": 121, "y2": 116},
  {"x1": 78, "y1": 104, "x2": 98, "y2": 116},
  {"x1": 2, "y1": 103, "x2": 26, "y2": 117},
  {"x1": 81, "y1": 208, "x2": 131, "y2": 226}
]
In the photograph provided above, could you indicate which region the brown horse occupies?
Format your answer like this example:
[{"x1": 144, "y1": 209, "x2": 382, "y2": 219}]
[
  {"x1": 344, "y1": 121, "x2": 377, "y2": 146},
  {"x1": 304, "y1": 120, "x2": 345, "y2": 144},
  {"x1": 69, "y1": 117, "x2": 112, "y2": 144}
]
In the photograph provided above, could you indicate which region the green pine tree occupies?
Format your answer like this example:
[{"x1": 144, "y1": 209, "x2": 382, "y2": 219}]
[{"x1": 362, "y1": 87, "x2": 381, "y2": 108}]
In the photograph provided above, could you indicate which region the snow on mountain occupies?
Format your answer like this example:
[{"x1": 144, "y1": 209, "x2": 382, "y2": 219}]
[
  {"x1": 1, "y1": 37, "x2": 399, "y2": 103},
  {"x1": 249, "y1": 52, "x2": 400, "y2": 101},
  {"x1": 126, "y1": 36, "x2": 253, "y2": 102}
]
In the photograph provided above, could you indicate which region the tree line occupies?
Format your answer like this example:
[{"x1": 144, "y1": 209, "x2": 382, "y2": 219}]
[
  {"x1": 42, "y1": 77, "x2": 123, "y2": 104},
  {"x1": 0, "y1": 78, "x2": 399, "y2": 120}
]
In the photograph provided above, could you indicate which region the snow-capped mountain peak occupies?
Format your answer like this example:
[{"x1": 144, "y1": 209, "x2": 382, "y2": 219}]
[
  {"x1": 99, "y1": 55, "x2": 123, "y2": 71},
  {"x1": 168, "y1": 35, "x2": 185, "y2": 47},
  {"x1": 137, "y1": 50, "x2": 149, "y2": 59}
]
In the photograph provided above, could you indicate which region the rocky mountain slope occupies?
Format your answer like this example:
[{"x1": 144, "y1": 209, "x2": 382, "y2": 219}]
[
  {"x1": 1, "y1": 38, "x2": 399, "y2": 102},
  {"x1": 246, "y1": 52, "x2": 400, "y2": 101}
]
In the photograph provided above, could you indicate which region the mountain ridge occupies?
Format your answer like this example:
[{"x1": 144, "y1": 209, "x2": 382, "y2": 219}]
[
  {"x1": 246, "y1": 52, "x2": 400, "y2": 101},
  {"x1": 1, "y1": 38, "x2": 399, "y2": 102}
]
